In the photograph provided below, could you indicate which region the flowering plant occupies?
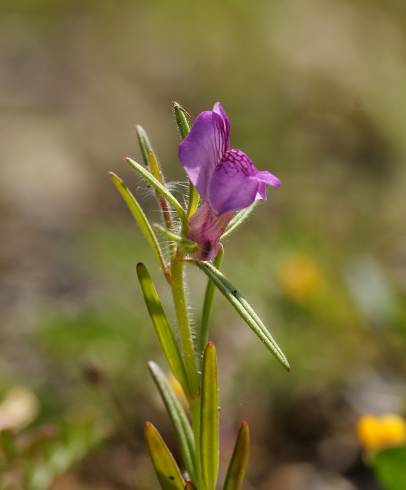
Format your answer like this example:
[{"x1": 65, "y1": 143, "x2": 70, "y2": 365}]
[{"x1": 110, "y1": 102, "x2": 289, "y2": 489}]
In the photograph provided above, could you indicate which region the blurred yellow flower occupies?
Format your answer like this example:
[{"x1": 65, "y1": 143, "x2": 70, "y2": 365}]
[
  {"x1": 278, "y1": 254, "x2": 322, "y2": 301},
  {"x1": 0, "y1": 386, "x2": 39, "y2": 432},
  {"x1": 356, "y1": 414, "x2": 406, "y2": 451}
]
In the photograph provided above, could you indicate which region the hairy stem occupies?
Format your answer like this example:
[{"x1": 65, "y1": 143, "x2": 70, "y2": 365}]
[{"x1": 171, "y1": 250, "x2": 199, "y2": 399}]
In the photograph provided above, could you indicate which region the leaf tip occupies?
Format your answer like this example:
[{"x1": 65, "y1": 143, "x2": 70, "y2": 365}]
[
  {"x1": 147, "y1": 360, "x2": 157, "y2": 372},
  {"x1": 108, "y1": 171, "x2": 121, "y2": 182},
  {"x1": 204, "y1": 341, "x2": 217, "y2": 358},
  {"x1": 240, "y1": 420, "x2": 249, "y2": 429}
]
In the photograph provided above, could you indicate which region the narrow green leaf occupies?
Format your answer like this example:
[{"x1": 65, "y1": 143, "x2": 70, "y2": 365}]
[
  {"x1": 148, "y1": 150, "x2": 167, "y2": 186},
  {"x1": 154, "y1": 224, "x2": 197, "y2": 252},
  {"x1": 144, "y1": 421, "x2": 185, "y2": 490},
  {"x1": 109, "y1": 172, "x2": 168, "y2": 275},
  {"x1": 173, "y1": 101, "x2": 191, "y2": 139},
  {"x1": 172, "y1": 101, "x2": 200, "y2": 219},
  {"x1": 221, "y1": 202, "x2": 257, "y2": 240},
  {"x1": 148, "y1": 362, "x2": 197, "y2": 483},
  {"x1": 223, "y1": 421, "x2": 250, "y2": 490},
  {"x1": 136, "y1": 125, "x2": 153, "y2": 167},
  {"x1": 199, "y1": 246, "x2": 224, "y2": 353},
  {"x1": 126, "y1": 157, "x2": 187, "y2": 225},
  {"x1": 192, "y1": 261, "x2": 290, "y2": 371},
  {"x1": 200, "y1": 342, "x2": 219, "y2": 490},
  {"x1": 136, "y1": 264, "x2": 188, "y2": 393},
  {"x1": 147, "y1": 151, "x2": 176, "y2": 246},
  {"x1": 135, "y1": 127, "x2": 174, "y2": 237}
]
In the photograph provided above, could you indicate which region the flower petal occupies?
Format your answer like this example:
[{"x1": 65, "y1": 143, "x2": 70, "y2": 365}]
[
  {"x1": 213, "y1": 102, "x2": 230, "y2": 149},
  {"x1": 179, "y1": 111, "x2": 227, "y2": 200},
  {"x1": 252, "y1": 170, "x2": 281, "y2": 199},
  {"x1": 209, "y1": 150, "x2": 280, "y2": 214},
  {"x1": 209, "y1": 149, "x2": 262, "y2": 214},
  {"x1": 253, "y1": 170, "x2": 281, "y2": 188},
  {"x1": 188, "y1": 202, "x2": 234, "y2": 260}
]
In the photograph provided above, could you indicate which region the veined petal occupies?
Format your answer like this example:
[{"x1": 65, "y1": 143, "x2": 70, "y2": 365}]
[
  {"x1": 188, "y1": 202, "x2": 233, "y2": 260},
  {"x1": 179, "y1": 111, "x2": 227, "y2": 200},
  {"x1": 209, "y1": 150, "x2": 280, "y2": 214},
  {"x1": 213, "y1": 102, "x2": 230, "y2": 149},
  {"x1": 209, "y1": 149, "x2": 261, "y2": 214}
]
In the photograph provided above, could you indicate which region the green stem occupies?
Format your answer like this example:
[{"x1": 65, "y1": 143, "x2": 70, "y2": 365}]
[
  {"x1": 199, "y1": 246, "x2": 224, "y2": 354},
  {"x1": 171, "y1": 251, "x2": 199, "y2": 399},
  {"x1": 170, "y1": 250, "x2": 204, "y2": 487}
]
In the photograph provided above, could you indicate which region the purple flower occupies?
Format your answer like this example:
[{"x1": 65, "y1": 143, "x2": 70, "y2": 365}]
[{"x1": 179, "y1": 102, "x2": 281, "y2": 260}]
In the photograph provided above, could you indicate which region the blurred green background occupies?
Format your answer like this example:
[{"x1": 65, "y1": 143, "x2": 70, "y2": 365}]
[{"x1": 1, "y1": 0, "x2": 405, "y2": 488}]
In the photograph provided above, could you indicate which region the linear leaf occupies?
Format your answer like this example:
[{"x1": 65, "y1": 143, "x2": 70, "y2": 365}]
[
  {"x1": 144, "y1": 421, "x2": 185, "y2": 490},
  {"x1": 200, "y1": 342, "x2": 219, "y2": 490},
  {"x1": 221, "y1": 202, "x2": 257, "y2": 240},
  {"x1": 126, "y1": 157, "x2": 186, "y2": 224},
  {"x1": 148, "y1": 362, "x2": 197, "y2": 483},
  {"x1": 172, "y1": 102, "x2": 199, "y2": 219},
  {"x1": 136, "y1": 125, "x2": 153, "y2": 167},
  {"x1": 154, "y1": 224, "x2": 197, "y2": 252},
  {"x1": 192, "y1": 261, "x2": 290, "y2": 371},
  {"x1": 223, "y1": 421, "x2": 250, "y2": 490},
  {"x1": 109, "y1": 172, "x2": 168, "y2": 275},
  {"x1": 137, "y1": 264, "x2": 188, "y2": 393},
  {"x1": 199, "y1": 245, "x2": 224, "y2": 353},
  {"x1": 173, "y1": 101, "x2": 191, "y2": 139}
]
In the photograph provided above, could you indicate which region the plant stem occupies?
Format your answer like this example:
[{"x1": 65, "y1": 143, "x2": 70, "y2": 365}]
[
  {"x1": 199, "y1": 245, "x2": 224, "y2": 354},
  {"x1": 171, "y1": 249, "x2": 204, "y2": 487},
  {"x1": 171, "y1": 250, "x2": 199, "y2": 399}
]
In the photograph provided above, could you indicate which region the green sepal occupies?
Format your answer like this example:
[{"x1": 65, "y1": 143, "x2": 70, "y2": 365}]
[
  {"x1": 221, "y1": 202, "x2": 258, "y2": 240},
  {"x1": 126, "y1": 157, "x2": 187, "y2": 225},
  {"x1": 192, "y1": 261, "x2": 290, "y2": 371},
  {"x1": 223, "y1": 421, "x2": 250, "y2": 490},
  {"x1": 109, "y1": 172, "x2": 168, "y2": 276},
  {"x1": 148, "y1": 361, "x2": 197, "y2": 483},
  {"x1": 136, "y1": 125, "x2": 153, "y2": 167},
  {"x1": 200, "y1": 342, "x2": 219, "y2": 490},
  {"x1": 144, "y1": 421, "x2": 185, "y2": 490},
  {"x1": 136, "y1": 263, "x2": 188, "y2": 393}
]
